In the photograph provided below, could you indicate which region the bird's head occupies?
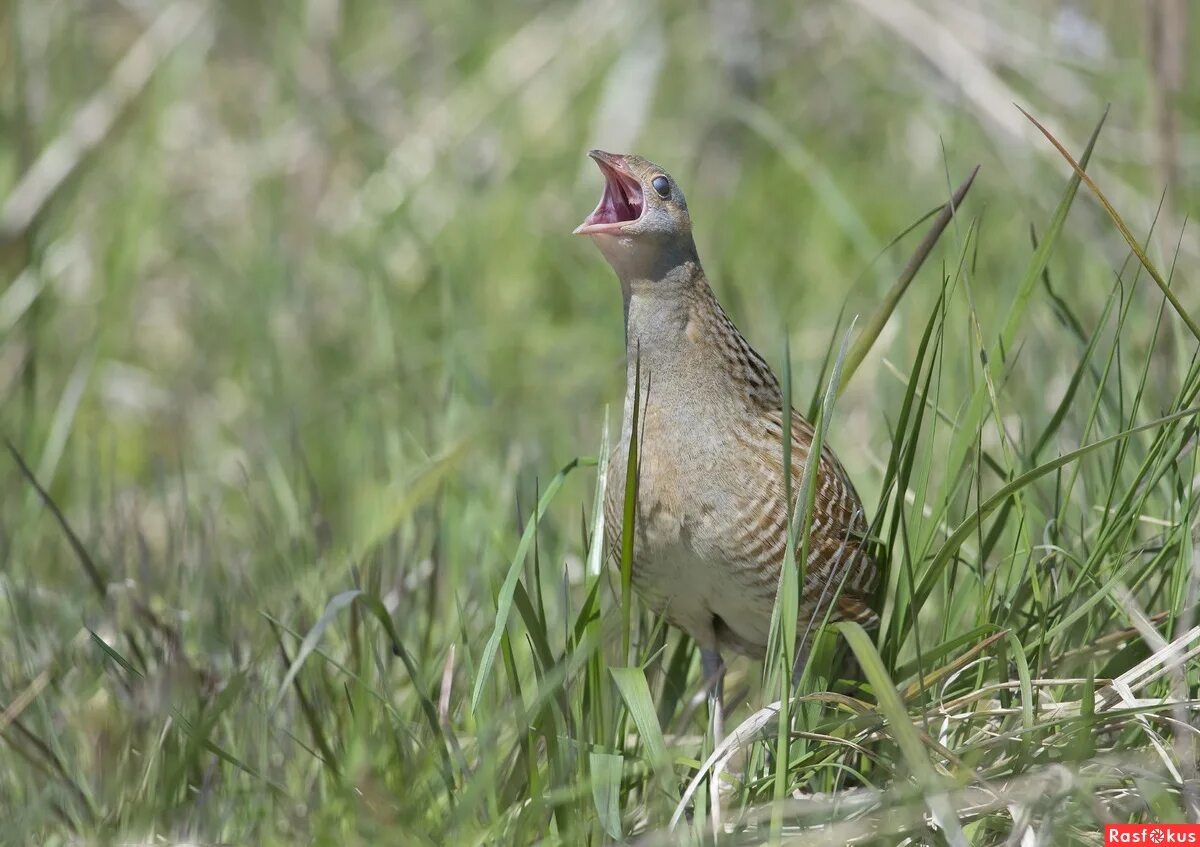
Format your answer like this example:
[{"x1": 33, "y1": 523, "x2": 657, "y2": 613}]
[{"x1": 575, "y1": 150, "x2": 695, "y2": 280}]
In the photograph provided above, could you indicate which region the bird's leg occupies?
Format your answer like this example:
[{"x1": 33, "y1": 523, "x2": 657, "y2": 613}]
[
  {"x1": 790, "y1": 637, "x2": 812, "y2": 688},
  {"x1": 700, "y1": 647, "x2": 725, "y2": 839},
  {"x1": 701, "y1": 647, "x2": 726, "y2": 742}
]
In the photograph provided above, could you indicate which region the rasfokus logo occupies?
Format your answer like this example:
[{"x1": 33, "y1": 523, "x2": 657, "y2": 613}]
[{"x1": 1106, "y1": 824, "x2": 1200, "y2": 844}]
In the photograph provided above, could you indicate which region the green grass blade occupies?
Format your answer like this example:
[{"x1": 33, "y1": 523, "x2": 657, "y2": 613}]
[
  {"x1": 1002, "y1": 629, "x2": 1035, "y2": 765},
  {"x1": 586, "y1": 405, "x2": 611, "y2": 576},
  {"x1": 937, "y1": 110, "x2": 1108, "y2": 520},
  {"x1": 272, "y1": 588, "x2": 361, "y2": 709},
  {"x1": 916, "y1": 406, "x2": 1200, "y2": 606},
  {"x1": 839, "y1": 165, "x2": 979, "y2": 393},
  {"x1": 471, "y1": 456, "x2": 587, "y2": 712},
  {"x1": 268, "y1": 618, "x2": 341, "y2": 775},
  {"x1": 838, "y1": 622, "x2": 967, "y2": 845},
  {"x1": 589, "y1": 751, "x2": 624, "y2": 840},
  {"x1": 1018, "y1": 105, "x2": 1200, "y2": 343},
  {"x1": 620, "y1": 354, "x2": 643, "y2": 664},
  {"x1": 609, "y1": 666, "x2": 674, "y2": 796}
]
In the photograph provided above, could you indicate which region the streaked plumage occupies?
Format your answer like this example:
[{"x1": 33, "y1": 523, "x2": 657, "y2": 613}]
[{"x1": 576, "y1": 150, "x2": 878, "y2": 683}]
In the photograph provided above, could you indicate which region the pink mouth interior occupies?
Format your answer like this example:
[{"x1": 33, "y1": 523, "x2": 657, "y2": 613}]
[{"x1": 582, "y1": 163, "x2": 643, "y2": 228}]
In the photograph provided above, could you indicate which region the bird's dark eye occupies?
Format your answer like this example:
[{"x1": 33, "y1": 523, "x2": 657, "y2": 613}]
[{"x1": 651, "y1": 175, "x2": 670, "y2": 198}]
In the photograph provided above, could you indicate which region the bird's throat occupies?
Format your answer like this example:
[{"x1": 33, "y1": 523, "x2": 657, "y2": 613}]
[
  {"x1": 614, "y1": 247, "x2": 714, "y2": 432},
  {"x1": 620, "y1": 256, "x2": 703, "y2": 358}
]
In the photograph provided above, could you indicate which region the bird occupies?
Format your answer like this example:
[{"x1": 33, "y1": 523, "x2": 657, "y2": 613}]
[{"x1": 574, "y1": 150, "x2": 879, "y2": 748}]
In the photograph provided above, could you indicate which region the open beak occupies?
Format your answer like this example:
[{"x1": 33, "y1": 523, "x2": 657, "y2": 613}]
[{"x1": 574, "y1": 150, "x2": 644, "y2": 235}]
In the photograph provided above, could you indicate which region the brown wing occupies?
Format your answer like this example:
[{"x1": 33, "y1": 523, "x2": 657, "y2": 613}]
[
  {"x1": 787, "y1": 410, "x2": 878, "y2": 624},
  {"x1": 727, "y1": 407, "x2": 879, "y2": 632}
]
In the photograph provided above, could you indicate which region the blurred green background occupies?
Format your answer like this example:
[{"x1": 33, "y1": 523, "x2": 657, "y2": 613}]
[{"x1": 1, "y1": 0, "x2": 1198, "y2": 843}]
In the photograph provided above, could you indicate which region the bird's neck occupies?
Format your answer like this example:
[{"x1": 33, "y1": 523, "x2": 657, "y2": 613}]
[
  {"x1": 605, "y1": 238, "x2": 721, "y2": 436},
  {"x1": 617, "y1": 247, "x2": 705, "y2": 379},
  {"x1": 602, "y1": 237, "x2": 782, "y2": 436}
]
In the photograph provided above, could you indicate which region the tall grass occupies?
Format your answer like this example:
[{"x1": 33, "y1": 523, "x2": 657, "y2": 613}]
[{"x1": 1, "y1": 2, "x2": 1198, "y2": 844}]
